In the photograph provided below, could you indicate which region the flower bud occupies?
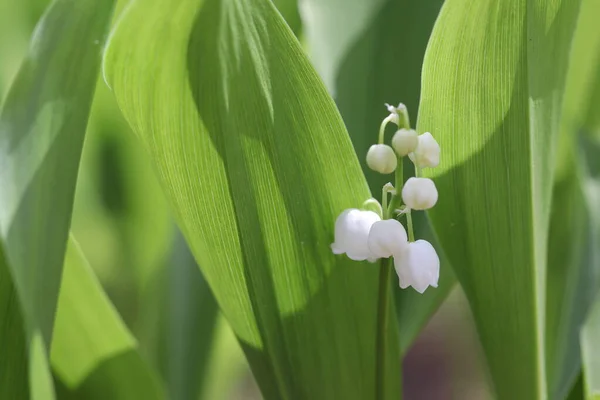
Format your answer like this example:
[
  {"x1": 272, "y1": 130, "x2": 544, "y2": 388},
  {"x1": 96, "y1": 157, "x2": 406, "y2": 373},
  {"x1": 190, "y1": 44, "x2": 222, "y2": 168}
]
[
  {"x1": 331, "y1": 209, "x2": 381, "y2": 261},
  {"x1": 401, "y1": 177, "x2": 438, "y2": 210},
  {"x1": 409, "y1": 132, "x2": 440, "y2": 168},
  {"x1": 384, "y1": 104, "x2": 397, "y2": 125},
  {"x1": 391, "y1": 129, "x2": 418, "y2": 156},
  {"x1": 394, "y1": 239, "x2": 440, "y2": 293},
  {"x1": 366, "y1": 144, "x2": 397, "y2": 174},
  {"x1": 367, "y1": 219, "x2": 408, "y2": 258}
]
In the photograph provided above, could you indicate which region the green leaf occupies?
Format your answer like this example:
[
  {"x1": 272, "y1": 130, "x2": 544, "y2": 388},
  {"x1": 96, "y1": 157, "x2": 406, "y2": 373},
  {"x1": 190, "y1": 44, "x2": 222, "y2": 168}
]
[
  {"x1": 156, "y1": 230, "x2": 219, "y2": 399},
  {"x1": 272, "y1": 0, "x2": 301, "y2": 35},
  {"x1": 545, "y1": 160, "x2": 595, "y2": 400},
  {"x1": 301, "y1": 0, "x2": 455, "y2": 353},
  {"x1": 0, "y1": 243, "x2": 28, "y2": 398},
  {"x1": 104, "y1": 0, "x2": 400, "y2": 398},
  {"x1": 417, "y1": 0, "x2": 581, "y2": 397},
  {"x1": 51, "y1": 236, "x2": 164, "y2": 399},
  {"x1": 71, "y1": 78, "x2": 172, "y2": 343},
  {"x1": 578, "y1": 132, "x2": 600, "y2": 400},
  {"x1": 582, "y1": 293, "x2": 600, "y2": 400},
  {"x1": 199, "y1": 315, "x2": 258, "y2": 400},
  {"x1": 0, "y1": 0, "x2": 114, "y2": 397},
  {"x1": 557, "y1": 0, "x2": 600, "y2": 140},
  {"x1": 545, "y1": 0, "x2": 600, "y2": 396}
]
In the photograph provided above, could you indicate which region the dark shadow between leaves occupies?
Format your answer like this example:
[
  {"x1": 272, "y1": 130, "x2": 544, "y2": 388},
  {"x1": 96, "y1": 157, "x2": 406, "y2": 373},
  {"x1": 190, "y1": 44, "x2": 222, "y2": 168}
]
[{"x1": 335, "y1": 0, "x2": 444, "y2": 196}]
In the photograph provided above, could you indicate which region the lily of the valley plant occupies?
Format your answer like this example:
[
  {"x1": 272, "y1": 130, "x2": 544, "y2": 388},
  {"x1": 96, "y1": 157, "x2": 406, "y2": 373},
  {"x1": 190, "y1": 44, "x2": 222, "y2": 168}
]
[{"x1": 331, "y1": 103, "x2": 441, "y2": 293}]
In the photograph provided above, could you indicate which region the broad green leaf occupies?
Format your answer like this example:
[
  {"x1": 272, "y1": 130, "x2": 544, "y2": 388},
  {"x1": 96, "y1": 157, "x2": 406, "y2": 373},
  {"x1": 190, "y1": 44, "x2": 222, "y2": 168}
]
[
  {"x1": 71, "y1": 78, "x2": 172, "y2": 343},
  {"x1": 51, "y1": 237, "x2": 164, "y2": 399},
  {"x1": 301, "y1": 0, "x2": 455, "y2": 353},
  {"x1": 546, "y1": 149, "x2": 597, "y2": 399},
  {"x1": 104, "y1": 0, "x2": 401, "y2": 398},
  {"x1": 579, "y1": 128, "x2": 600, "y2": 400},
  {"x1": 156, "y1": 231, "x2": 219, "y2": 399},
  {"x1": 546, "y1": 0, "x2": 600, "y2": 396},
  {"x1": 582, "y1": 293, "x2": 600, "y2": 400},
  {"x1": 0, "y1": 243, "x2": 28, "y2": 398},
  {"x1": 272, "y1": 0, "x2": 301, "y2": 35},
  {"x1": 199, "y1": 315, "x2": 258, "y2": 400},
  {"x1": 0, "y1": 0, "x2": 114, "y2": 397},
  {"x1": 546, "y1": 165, "x2": 594, "y2": 399},
  {"x1": 557, "y1": 0, "x2": 600, "y2": 142},
  {"x1": 417, "y1": 0, "x2": 580, "y2": 397},
  {"x1": 0, "y1": 0, "x2": 50, "y2": 98}
]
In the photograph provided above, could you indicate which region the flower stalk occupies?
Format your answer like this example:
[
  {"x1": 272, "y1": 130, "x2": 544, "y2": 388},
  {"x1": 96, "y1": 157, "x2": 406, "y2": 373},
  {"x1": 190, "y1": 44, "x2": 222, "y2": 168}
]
[
  {"x1": 330, "y1": 101, "x2": 441, "y2": 399},
  {"x1": 375, "y1": 257, "x2": 393, "y2": 400}
]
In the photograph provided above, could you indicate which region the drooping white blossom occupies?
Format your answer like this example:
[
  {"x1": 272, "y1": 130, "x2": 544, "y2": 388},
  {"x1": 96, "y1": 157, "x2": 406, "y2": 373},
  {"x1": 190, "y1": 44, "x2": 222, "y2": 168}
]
[
  {"x1": 331, "y1": 209, "x2": 381, "y2": 261},
  {"x1": 401, "y1": 177, "x2": 438, "y2": 210},
  {"x1": 391, "y1": 129, "x2": 419, "y2": 156},
  {"x1": 367, "y1": 219, "x2": 408, "y2": 258},
  {"x1": 366, "y1": 144, "x2": 397, "y2": 174},
  {"x1": 409, "y1": 132, "x2": 440, "y2": 168},
  {"x1": 394, "y1": 239, "x2": 439, "y2": 293}
]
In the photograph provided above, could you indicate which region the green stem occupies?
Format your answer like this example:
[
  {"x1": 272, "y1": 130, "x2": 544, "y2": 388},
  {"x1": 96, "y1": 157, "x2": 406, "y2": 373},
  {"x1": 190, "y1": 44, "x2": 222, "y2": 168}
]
[
  {"x1": 398, "y1": 105, "x2": 411, "y2": 129},
  {"x1": 406, "y1": 210, "x2": 415, "y2": 242},
  {"x1": 382, "y1": 186, "x2": 388, "y2": 219},
  {"x1": 395, "y1": 158, "x2": 403, "y2": 198},
  {"x1": 378, "y1": 115, "x2": 394, "y2": 144},
  {"x1": 386, "y1": 157, "x2": 404, "y2": 217},
  {"x1": 375, "y1": 258, "x2": 393, "y2": 400},
  {"x1": 374, "y1": 106, "x2": 413, "y2": 399},
  {"x1": 374, "y1": 144, "x2": 405, "y2": 400}
]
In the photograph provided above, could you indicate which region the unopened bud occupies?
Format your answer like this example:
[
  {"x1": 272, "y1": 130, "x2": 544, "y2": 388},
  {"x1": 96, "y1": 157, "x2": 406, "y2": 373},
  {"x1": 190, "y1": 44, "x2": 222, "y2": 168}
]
[
  {"x1": 392, "y1": 129, "x2": 418, "y2": 156},
  {"x1": 366, "y1": 144, "x2": 397, "y2": 174},
  {"x1": 401, "y1": 177, "x2": 438, "y2": 210}
]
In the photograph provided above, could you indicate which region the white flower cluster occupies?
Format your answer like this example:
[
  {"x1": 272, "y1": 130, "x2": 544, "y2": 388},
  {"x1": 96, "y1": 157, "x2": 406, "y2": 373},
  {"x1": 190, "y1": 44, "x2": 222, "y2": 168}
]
[
  {"x1": 331, "y1": 103, "x2": 442, "y2": 293},
  {"x1": 331, "y1": 202, "x2": 439, "y2": 293}
]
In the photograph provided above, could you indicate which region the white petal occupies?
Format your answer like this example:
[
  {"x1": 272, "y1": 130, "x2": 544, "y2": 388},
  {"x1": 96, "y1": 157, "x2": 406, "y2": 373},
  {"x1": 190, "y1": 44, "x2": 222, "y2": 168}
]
[
  {"x1": 401, "y1": 177, "x2": 438, "y2": 210},
  {"x1": 367, "y1": 219, "x2": 408, "y2": 258},
  {"x1": 366, "y1": 144, "x2": 397, "y2": 174},
  {"x1": 331, "y1": 209, "x2": 381, "y2": 261},
  {"x1": 391, "y1": 129, "x2": 418, "y2": 156},
  {"x1": 394, "y1": 240, "x2": 440, "y2": 293},
  {"x1": 408, "y1": 132, "x2": 440, "y2": 168}
]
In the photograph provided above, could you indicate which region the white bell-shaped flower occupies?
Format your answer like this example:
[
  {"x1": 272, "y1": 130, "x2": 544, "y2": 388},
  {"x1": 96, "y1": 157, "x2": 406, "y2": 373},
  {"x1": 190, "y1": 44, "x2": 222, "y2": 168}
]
[
  {"x1": 367, "y1": 219, "x2": 408, "y2": 258},
  {"x1": 401, "y1": 177, "x2": 438, "y2": 210},
  {"x1": 409, "y1": 132, "x2": 440, "y2": 168},
  {"x1": 391, "y1": 129, "x2": 418, "y2": 156},
  {"x1": 331, "y1": 209, "x2": 381, "y2": 261},
  {"x1": 366, "y1": 144, "x2": 397, "y2": 174},
  {"x1": 394, "y1": 239, "x2": 439, "y2": 293}
]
